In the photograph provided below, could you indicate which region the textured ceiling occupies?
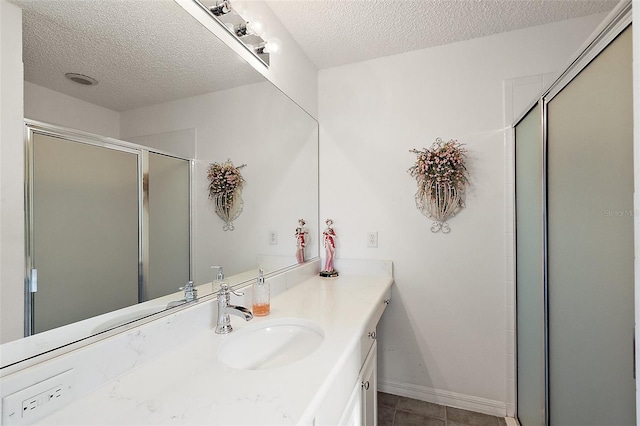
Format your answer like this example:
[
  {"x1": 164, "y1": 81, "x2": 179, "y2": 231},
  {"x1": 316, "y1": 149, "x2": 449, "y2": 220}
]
[
  {"x1": 13, "y1": 0, "x2": 619, "y2": 111},
  {"x1": 14, "y1": 0, "x2": 264, "y2": 112},
  {"x1": 264, "y1": 0, "x2": 619, "y2": 69}
]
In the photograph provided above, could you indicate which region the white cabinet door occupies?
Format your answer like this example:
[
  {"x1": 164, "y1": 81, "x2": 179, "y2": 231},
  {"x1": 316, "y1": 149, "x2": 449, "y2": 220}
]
[
  {"x1": 361, "y1": 340, "x2": 377, "y2": 426},
  {"x1": 338, "y1": 380, "x2": 363, "y2": 426}
]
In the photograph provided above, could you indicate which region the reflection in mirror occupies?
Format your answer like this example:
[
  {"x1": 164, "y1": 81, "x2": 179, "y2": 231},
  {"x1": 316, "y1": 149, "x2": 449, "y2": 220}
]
[
  {"x1": 193, "y1": 0, "x2": 274, "y2": 67},
  {"x1": 29, "y1": 130, "x2": 142, "y2": 334},
  {"x1": 1, "y1": 0, "x2": 318, "y2": 370},
  {"x1": 26, "y1": 124, "x2": 193, "y2": 335}
]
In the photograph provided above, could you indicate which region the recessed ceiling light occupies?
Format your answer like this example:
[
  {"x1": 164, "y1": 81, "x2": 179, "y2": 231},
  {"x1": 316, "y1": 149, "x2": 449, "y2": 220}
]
[{"x1": 64, "y1": 73, "x2": 98, "y2": 86}]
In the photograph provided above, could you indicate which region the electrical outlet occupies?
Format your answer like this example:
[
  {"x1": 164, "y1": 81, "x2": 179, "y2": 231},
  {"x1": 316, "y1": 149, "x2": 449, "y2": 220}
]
[
  {"x1": 269, "y1": 230, "x2": 278, "y2": 245},
  {"x1": 22, "y1": 385, "x2": 64, "y2": 418},
  {"x1": 367, "y1": 231, "x2": 378, "y2": 248},
  {"x1": 2, "y1": 369, "x2": 74, "y2": 425}
]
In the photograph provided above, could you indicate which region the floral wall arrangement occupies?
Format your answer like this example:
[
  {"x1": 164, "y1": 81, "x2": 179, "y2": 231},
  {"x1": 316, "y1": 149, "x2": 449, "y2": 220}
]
[
  {"x1": 207, "y1": 159, "x2": 246, "y2": 231},
  {"x1": 409, "y1": 138, "x2": 469, "y2": 233}
]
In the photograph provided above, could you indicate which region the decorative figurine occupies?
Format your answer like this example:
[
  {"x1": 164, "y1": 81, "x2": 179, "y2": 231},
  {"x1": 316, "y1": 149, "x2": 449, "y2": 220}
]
[
  {"x1": 320, "y1": 218, "x2": 338, "y2": 278},
  {"x1": 295, "y1": 218, "x2": 308, "y2": 264}
]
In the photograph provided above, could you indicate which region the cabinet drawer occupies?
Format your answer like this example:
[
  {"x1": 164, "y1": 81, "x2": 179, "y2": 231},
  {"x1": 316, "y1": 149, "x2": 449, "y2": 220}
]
[
  {"x1": 360, "y1": 325, "x2": 376, "y2": 365},
  {"x1": 359, "y1": 288, "x2": 391, "y2": 363}
]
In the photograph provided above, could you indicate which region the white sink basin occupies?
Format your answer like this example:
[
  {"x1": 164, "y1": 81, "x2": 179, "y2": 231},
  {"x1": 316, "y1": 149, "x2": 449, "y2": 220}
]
[{"x1": 218, "y1": 318, "x2": 324, "y2": 370}]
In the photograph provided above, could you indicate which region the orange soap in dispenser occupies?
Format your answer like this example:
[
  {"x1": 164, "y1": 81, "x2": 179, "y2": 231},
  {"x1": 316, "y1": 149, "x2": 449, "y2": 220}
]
[{"x1": 252, "y1": 268, "x2": 270, "y2": 316}]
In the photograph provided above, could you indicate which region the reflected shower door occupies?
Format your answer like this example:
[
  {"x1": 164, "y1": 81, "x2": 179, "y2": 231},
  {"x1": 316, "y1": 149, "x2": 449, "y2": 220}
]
[
  {"x1": 31, "y1": 133, "x2": 139, "y2": 333},
  {"x1": 547, "y1": 27, "x2": 634, "y2": 425},
  {"x1": 146, "y1": 152, "x2": 190, "y2": 300}
]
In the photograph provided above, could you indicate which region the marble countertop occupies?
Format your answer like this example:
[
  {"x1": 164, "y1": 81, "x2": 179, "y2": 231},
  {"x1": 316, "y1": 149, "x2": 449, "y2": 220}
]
[
  {"x1": 0, "y1": 268, "x2": 263, "y2": 372},
  {"x1": 35, "y1": 274, "x2": 393, "y2": 425}
]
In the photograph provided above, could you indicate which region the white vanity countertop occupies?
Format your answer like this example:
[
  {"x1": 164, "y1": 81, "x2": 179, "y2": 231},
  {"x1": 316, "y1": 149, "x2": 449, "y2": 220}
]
[
  {"x1": 35, "y1": 274, "x2": 393, "y2": 426},
  {"x1": 0, "y1": 272, "x2": 253, "y2": 371}
]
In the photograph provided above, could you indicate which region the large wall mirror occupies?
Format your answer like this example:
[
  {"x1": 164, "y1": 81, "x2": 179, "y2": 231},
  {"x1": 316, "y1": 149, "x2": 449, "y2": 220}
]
[{"x1": 1, "y1": 0, "x2": 319, "y2": 369}]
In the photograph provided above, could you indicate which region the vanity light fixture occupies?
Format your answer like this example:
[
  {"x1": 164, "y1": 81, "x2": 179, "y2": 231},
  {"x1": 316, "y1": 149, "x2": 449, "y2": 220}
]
[
  {"x1": 263, "y1": 38, "x2": 282, "y2": 54},
  {"x1": 209, "y1": 0, "x2": 231, "y2": 16},
  {"x1": 195, "y1": 0, "x2": 279, "y2": 67},
  {"x1": 232, "y1": 21, "x2": 266, "y2": 38},
  {"x1": 64, "y1": 73, "x2": 98, "y2": 86},
  {"x1": 251, "y1": 38, "x2": 282, "y2": 55}
]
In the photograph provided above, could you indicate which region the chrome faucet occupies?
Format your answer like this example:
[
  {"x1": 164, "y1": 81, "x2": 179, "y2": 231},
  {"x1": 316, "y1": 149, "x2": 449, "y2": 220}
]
[
  {"x1": 166, "y1": 281, "x2": 198, "y2": 309},
  {"x1": 181, "y1": 281, "x2": 198, "y2": 302},
  {"x1": 215, "y1": 284, "x2": 253, "y2": 334}
]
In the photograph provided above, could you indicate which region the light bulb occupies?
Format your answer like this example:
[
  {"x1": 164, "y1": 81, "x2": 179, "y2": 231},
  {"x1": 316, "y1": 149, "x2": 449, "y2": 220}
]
[
  {"x1": 264, "y1": 38, "x2": 282, "y2": 54},
  {"x1": 209, "y1": 0, "x2": 231, "y2": 16},
  {"x1": 246, "y1": 18, "x2": 267, "y2": 37}
]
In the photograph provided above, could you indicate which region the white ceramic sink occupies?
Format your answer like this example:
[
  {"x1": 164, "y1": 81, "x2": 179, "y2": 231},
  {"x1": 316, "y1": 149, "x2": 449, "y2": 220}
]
[{"x1": 218, "y1": 318, "x2": 324, "y2": 370}]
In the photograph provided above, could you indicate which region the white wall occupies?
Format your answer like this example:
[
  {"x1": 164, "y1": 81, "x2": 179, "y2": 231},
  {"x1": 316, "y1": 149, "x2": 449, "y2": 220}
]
[
  {"x1": 126, "y1": 128, "x2": 196, "y2": 160},
  {"x1": 120, "y1": 81, "x2": 318, "y2": 284},
  {"x1": 0, "y1": 0, "x2": 25, "y2": 344},
  {"x1": 175, "y1": 0, "x2": 318, "y2": 119},
  {"x1": 24, "y1": 81, "x2": 120, "y2": 139},
  {"x1": 319, "y1": 14, "x2": 605, "y2": 415}
]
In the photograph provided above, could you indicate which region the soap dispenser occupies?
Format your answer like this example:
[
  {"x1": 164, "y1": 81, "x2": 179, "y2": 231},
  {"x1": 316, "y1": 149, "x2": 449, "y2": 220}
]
[
  {"x1": 252, "y1": 268, "x2": 270, "y2": 316},
  {"x1": 212, "y1": 265, "x2": 227, "y2": 292}
]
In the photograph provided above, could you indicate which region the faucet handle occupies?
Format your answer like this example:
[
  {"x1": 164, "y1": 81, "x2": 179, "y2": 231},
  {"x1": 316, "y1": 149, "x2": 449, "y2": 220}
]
[
  {"x1": 219, "y1": 283, "x2": 244, "y2": 297},
  {"x1": 179, "y1": 280, "x2": 194, "y2": 291},
  {"x1": 180, "y1": 281, "x2": 197, "y2": 301}
]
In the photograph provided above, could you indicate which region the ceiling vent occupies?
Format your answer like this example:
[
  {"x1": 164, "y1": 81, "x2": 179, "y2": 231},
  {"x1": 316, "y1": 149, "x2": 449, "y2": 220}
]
[{"x1": 64, "y1": 73, "x2": 98, "y2": 86}]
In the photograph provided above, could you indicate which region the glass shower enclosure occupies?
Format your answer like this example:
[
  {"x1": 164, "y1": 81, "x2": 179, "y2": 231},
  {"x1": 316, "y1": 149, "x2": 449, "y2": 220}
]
[
  {"x1": 514, "y1": 7, "x2": 634, "y2": 425},
  {"x1": 25, "y1": 122, "x2": 191, "y2": 335}
]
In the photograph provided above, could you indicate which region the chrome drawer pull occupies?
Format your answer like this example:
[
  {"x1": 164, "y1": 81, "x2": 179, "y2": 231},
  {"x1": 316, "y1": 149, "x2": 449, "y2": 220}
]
[
  {"x1": 362, "y1": 381, "x2": 370, "y2": 390},
  {"x1": 368, "y1": 331, "x2": 376, "y2": 340}
]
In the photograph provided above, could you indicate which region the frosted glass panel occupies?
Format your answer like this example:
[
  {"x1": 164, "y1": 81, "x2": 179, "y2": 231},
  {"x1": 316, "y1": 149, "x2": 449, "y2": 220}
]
[
  {"x1": 32, "y1": 133, "x2": 139, "y2": 333},
  {"x1": 547, "y1": 27, "x2": 634, "y2": 426},
  {"x1": 147, "y1": 153, "x2": 190, "y2": 300},
  {"x1": 515, "y1": 104, "x2": 544, "y2": 426}
]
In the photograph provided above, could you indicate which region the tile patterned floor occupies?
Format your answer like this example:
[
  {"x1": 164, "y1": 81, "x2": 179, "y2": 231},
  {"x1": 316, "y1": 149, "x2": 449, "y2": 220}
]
[{"x1": 378, "y1": 392, "x2": 507, "y2": 426}]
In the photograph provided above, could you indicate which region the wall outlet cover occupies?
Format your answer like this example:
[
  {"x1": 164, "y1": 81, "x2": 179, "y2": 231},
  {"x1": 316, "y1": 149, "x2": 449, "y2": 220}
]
[
  {"x1": 367, "y1": 232, "x2": 378, "y2": 248},
  {"x1": 269, "y1": 231, "x2": 278, "y2": 245},
  {"x1": 2, "y1": 369, "x2": 74, "y2": 425}
]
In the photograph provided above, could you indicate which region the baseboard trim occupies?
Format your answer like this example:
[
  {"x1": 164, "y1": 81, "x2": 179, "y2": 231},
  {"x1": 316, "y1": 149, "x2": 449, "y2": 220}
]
[
  {"x1": 378, "y1": 379, "x2": 507, "y2": 418},
  {"x1": 505, "y1": 417, "x2": 520, "y2": 426}
]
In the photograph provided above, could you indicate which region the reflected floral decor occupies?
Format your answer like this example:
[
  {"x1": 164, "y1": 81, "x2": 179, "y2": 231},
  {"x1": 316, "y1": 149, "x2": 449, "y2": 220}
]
[
  {"x1": 409, "y1": 138, "x2": 469, "y2": 233},
  {"x1": 207, "y1": 159, "x2": 246, "y2": 231}
]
